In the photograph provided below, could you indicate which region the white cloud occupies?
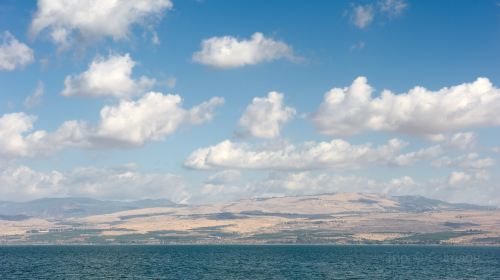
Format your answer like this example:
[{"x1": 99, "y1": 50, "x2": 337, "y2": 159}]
[
  {"x1": 259, "y1": 171, "x2": 499, "y2": 206},
  {"x1": 0, "y1": 31, "x2": 34, "y2": 71},
  {"x1": 378, "y1": 0, "x2": 408, "y2": 17},
  {"x1": 187, "y1": 96, "x2": 226, "y2": 125},
  {"x1": 239, "y1": 92, "x2": 296, "y2": 138},
  {"x1": 311, "y1": 77, "x2": 500, "y2": 139},
  {"x1": 192, "y1": 32, "x2": 297, "y2": 68},
  {"x1": 391, "y1": 145, "x2": 443, "y2": 166},
  {"x1": 210, "y1": 171, "x2": 413, "y2": 199},
  {"x1": 351, "y1": 5, "x2": 374, "y2": 29},
  {"x1": 185, "y1": 138, "x2": 407, "y2": 170},
  {"x1": 61, "y1": 54, "x2": 155, "y2": 98},
  {"x1": 0, "y1": 93, "x2": 224, "y2": 161},
  {"x1": 0, "y1": 164, "x2": 188, "y2": 202},
  {"x1": 433, "y1": 153, "x2": 496, "y2": 170},
  {"x1": 447, "y1": 132, "x2": 476, "y2": 150},
  {"x1": 0, "y1": 113, "x2": 46, "y2": 159},
  {"x1": 260, "y1": 172, "x2": 374, "y2": 195},
  {"x1": 90, "y1": 93, "x2": 224, "y2": 147},
  {"x1": 349, "y1": 1, "x2": 408, "y2": 29},
  {"x1": 152, "y1": 31, "x2": 160, "y2": 45},
  {"x1": 0, "y1": 112, "x2": 89, "y2": 161},
  {"x1": 24, "y1": 81, "x2": 44, "y2": 109},
  {"x1": 448, "y1": 171, "x2": 472, "y2": 186},
  {"x1": 206, "y1": 170, "x2": 241, "y2": 184},
  {"x1": 30, "y1": 0, "x2": 173, "y2": 49}
]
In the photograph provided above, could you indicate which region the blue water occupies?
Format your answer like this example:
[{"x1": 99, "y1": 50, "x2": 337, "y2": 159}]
[{"x1": 0, "y1": 245, "x2": 498, "y2": 279}]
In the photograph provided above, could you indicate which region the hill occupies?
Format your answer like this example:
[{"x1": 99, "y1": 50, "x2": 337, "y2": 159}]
[{"x1": 0, "y1": 193, "x2": 498, "y2": 245}]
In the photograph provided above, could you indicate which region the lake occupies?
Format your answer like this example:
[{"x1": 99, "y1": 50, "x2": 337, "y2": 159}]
[{"x1": 0, "y1": 245, "x2": 498, "y2": 279}]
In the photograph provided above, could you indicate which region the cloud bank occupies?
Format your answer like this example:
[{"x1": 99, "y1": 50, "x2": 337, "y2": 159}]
[{"x1": 185, "y1": 138, "x2": 408, "y2": 170}]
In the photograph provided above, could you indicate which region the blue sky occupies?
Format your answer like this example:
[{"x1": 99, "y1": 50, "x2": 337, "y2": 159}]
[{"x1": 0, "y1": 0, "x2": 499, "y2": 205}]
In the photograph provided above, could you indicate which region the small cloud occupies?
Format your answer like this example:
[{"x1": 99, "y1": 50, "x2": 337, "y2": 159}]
[
  {"x1": 166, "y1": 76, "x2": 177, "y2": 89},
  {"x1": 349, "y1": 0, "x2": 408, "y2": 29},
  {"x1": 378, "y1": 0, "x2": 408, "y2": 17},
  {"x1": 193, "y1": 32, "x2": 299, "y2": 68},
  {"x1": 447, "y1": 132, "x2": 476, "y2": 151},
  {"x1": 0, "y1": 31, "x2": 34, "y2": 71},
  {"x1": 448, "y1": 171, "x2": 471, "y2": 186},
  {"x1": 206, "y1": 170, "x2": 241, "y2": 184},
  {"x1": 238, "y1": 91, "x2": 296, "y2": 138},
  {"x1": 24, "y1": 81, "x2": 44, "y2": 109},
  {"x1": 351, "y1": 5, "x2": 374, "y2": 29},
  {"x1": 152, "y1": 31, "x2": 160, "y2": 45},
  {"x1": 350, "y1": 41, "x2": 365, "y2": 51},
  {"x1": 61, "y1": 53, "x2": 155, "y2": 99},
  {"x1": 39, "y1": 57, "x2": 50, "y2": 70}
]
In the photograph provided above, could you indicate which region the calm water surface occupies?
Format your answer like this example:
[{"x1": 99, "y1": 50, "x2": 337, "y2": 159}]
[{"x1": 0, "y1": 245, "x2": 498, "y2": 279}]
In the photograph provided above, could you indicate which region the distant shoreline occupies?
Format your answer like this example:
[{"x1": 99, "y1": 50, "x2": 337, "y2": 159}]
[{"x1": 1, "y1": 243, "x2": 499, "y2": 247}]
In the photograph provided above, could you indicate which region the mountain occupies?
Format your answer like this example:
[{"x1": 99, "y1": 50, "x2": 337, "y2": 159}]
[
  {"x1": 0, "y1": 193, "x2": 498, "y2": 245},
  {"x1": 0, "y1": 197, "x2": 177, "y2": 219},
  {"x1": 392, "y1": 195, "x2": 495, "y2": 212}
]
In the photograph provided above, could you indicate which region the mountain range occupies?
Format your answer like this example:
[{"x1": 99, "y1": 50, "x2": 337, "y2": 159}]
[{"x1": 0, "y1": 193, "x2": 498, "y2": 245}]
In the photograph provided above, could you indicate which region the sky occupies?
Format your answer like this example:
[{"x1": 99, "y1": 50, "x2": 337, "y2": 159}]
[{"x1": 0, "y1": 0, "x2": 499, "y2": 205}]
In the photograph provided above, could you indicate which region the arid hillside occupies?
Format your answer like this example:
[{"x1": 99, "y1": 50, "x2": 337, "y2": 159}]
[{"x1": 1, "y1": 193, "x2": 499, "y2": 245}]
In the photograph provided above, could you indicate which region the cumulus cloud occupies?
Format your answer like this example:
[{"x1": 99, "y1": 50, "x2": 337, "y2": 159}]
[
  {"x1": 351, "y1": 5, "x2": 374, "y2": 29},
  {"x1": 185, "y1": 138, "x2": 408, "y2": 170},
  {"x1": 24, "y1": 81, "x2": 44, "y2": 109},
  {"x1": 238, "y1": 92, "x2": 295, "y2": 138},
  {"x1": 0, "y1": 31, "x2": 34, "y2": 71},
  {"x1": 0, "y1": 112, "x2": 90, "y2": 162},
  {"x1": 0, "y1": 93, "x2": 224, "y2": 162},
  {"x1": 0, "y1": 113, "x2": 48, "y2": 159},
  {"x1": 61, "y1": 54, "x2": 155, "y2": 98},
  {"x1": 92, "y1": 93, "x2": 224, "y2": 146},
  {"x1": 30, "y1": 0, "x2": 173, "y2": 49},
  {"x1": 0, "y1": 164, "x2": 188, "y2": 202},
  {"x1": 192, "y1": 32, "x2": 297, "y2": 68},
  {"x1": 311, "y1": 77, "x2": 500, "y2": 139}
]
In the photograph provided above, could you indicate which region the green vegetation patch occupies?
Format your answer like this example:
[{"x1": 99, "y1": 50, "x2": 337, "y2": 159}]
[{"x1": 394, "y1": 230, "x2": 483, "y2": 243}]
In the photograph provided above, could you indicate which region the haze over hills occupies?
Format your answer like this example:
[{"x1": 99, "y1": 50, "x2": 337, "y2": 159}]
[
  {"x1": 0, "y1": 197, "x2": 176, "y2": 219},
  {"x1": 0, "y1": 192, "x2": 498, "y2": 245}
]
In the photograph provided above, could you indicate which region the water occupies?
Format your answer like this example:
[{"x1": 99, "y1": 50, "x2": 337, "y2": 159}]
[{"x1": 0, "y1": 245, "x2": 498, "y2": 279}]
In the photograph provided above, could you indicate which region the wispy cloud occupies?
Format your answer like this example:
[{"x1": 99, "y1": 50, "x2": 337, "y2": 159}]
[{"x1": 24, "y1": 81, "x2": 44, "y2": 109}]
